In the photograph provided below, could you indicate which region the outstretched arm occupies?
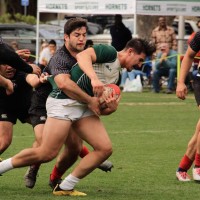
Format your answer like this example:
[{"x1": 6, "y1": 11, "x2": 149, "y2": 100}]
[{"x1": 0, "y1": 42, "x2": 41, "y2": 75}]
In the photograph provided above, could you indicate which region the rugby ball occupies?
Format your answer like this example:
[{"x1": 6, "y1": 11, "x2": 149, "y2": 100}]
[{"x1": 99, "y1": 84, "x2": 121, "y2": 104}]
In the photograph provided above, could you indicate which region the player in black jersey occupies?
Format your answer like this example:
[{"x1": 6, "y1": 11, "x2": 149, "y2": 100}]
[
  {"x1": 24, "y1": 18, "x2": 113, "y2": 190},
  {"x1": 0, "y1": 64, "x2": 32, "y2": 155},
  {"x1": 176, "y1": 31, "x2": 200, "y2": 182},
  {"x1": 0, "y1": 62, "x2": 46, "y2": 156}
]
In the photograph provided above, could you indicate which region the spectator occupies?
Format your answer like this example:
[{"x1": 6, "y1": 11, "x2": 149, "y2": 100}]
[
  {"x1": 39, "y1": 39, "x2": 57, "y2": 68},
  {"x1": 10, "y1": 41, "x2": 19, "y2": 51},
  {"x1": 152, "y1": 43, "x2": 177, "y2": 94},
  {"x1": 110, "y1": 14, "x2": 132, "y2": 51},
  {"x1": 151, "y1": 17, "x2": 177, "y2": 52},
  {"x1": 39, "y1": 40, "x2": 48, "y2": 56},
  {"x1": 119, "y1": 67, "x2": 146, "y2": 90}
]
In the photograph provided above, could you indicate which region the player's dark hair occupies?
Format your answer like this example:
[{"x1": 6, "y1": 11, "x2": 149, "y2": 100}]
[
  {"x1": 125, "y1": 38, "x2": 156, "y2": 57},
  {"x1": 64, "y1": 17, "x2": 88, "y2": 35},
  {"x1": 48, "y1": 39, "x2": 56, "y2": 46}
]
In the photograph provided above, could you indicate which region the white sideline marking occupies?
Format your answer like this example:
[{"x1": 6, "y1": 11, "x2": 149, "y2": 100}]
[{"x1": 120, "y1": 102, "x2": 186, "y2": 106}]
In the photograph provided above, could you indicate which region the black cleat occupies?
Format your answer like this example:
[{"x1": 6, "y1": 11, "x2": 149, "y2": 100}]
[
  {"x1": 98, "y1": 160, "x2": 113, "y2": 172},
  {"x1": 49, "y1": 175, "x2": 62, "y2": 189}
]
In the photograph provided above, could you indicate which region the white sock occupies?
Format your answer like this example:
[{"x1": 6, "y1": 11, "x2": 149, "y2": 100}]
[
  {"x1": 0, "y1": 158, "x2": 13, "y2": 174},
  {"x1": 59, "y1": 174, "x2": 80, "y2": 190}
]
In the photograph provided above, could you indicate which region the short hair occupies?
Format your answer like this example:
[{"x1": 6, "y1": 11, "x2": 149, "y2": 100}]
[
  {"x1": 125, "y1": 38, "x2": 156, "y2": 57},
  {"x1": 48, "y1": 39, "x2": 56, "y2": 46},
  {"x1": 85, "y1": 39, "x2": 94, "y2": 49},
  {"x1": 64, "y1": 17, "x2": 88, "y2": 35}
]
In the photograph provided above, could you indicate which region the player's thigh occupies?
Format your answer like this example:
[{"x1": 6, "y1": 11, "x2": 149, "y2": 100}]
[
  {"x1": 73, "y1": 116, "x2": 112, "y2": 150},
  {"x1": 65, "y1": 126, "x2": 83, "y2": 151},
  {"x1": 41, "y1": 117, "x2": 72, "y2": 154},
  {"x1": 0, "y1": 121, "x2": 13, "y2": 142},
  {"x1": 33, "y1": 123, "x2": 45, "y2": 145}
]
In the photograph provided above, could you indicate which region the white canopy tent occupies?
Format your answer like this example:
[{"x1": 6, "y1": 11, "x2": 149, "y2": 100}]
[
  {"x1": 36, "y1": 0, "x2": 137, "y2": 63},
  {"x1": 37, "y1": 0, "x2": 200, "y2": 61},
  {"x1": 136, "y1": 0, "x2": 200, "y2": 16}
]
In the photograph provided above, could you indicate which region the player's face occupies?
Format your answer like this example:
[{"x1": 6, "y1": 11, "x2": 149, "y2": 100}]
[
  {"x1": 0, "y1": 65, "x2": 16, "y2": 79},
  {"x1": 66, "y1": 26, "x2": 87, "y2": 53},
  {"x1": 124, "y1": 50, "x2": 146, "y2": 72},
  {"x1": 49, "y1": 44, "x2": 56, "y2": 54}
]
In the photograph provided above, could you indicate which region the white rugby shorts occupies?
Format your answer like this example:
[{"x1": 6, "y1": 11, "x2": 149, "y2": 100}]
[{"x1": 46, "y1": 97, "x2": 95, "y2": 121}]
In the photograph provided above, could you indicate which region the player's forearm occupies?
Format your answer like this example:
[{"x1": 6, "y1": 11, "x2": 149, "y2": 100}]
[
  {"x1": 0, "y1": 75, "x2": 11, "y2": 88},
  {"x1": 178, "y1": 56, "x2": 193, "y2": 84},
  {"x1": 55, "y1": 74, "x2": 92, "y2": 104},
  {"x1": 26, "y1": 74, "x2": 41, "y2": 88},
  {"x1": 0, "y1": 43, "x2": 33, "y2": 73},
  {"x1": 76, "y1": 48, "x2": 98, "y2": 80}
]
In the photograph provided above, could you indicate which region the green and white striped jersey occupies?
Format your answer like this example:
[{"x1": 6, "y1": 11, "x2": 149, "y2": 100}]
[{"x1": 48, "y1": 44, "x2": 121, "y2": 99}]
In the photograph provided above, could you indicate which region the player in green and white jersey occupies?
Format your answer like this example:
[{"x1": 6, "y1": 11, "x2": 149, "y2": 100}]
[{"x1": 44, "y1": 39, "x2": 156, "y2": 196}]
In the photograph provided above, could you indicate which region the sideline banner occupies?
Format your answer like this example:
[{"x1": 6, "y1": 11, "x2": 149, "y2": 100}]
[
  {"x1": 136, "y1": 0, "x2": 200, "y2": 16},
  {"x1": 38, "y1": 0, "x2": 136, "y2": 15}
]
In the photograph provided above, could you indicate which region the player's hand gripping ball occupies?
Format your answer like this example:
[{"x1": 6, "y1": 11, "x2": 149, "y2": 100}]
[{"x1": 99, "y1": 84, "x2": 121, "y2": 109}]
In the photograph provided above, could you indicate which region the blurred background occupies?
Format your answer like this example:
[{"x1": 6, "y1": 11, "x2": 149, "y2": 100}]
[{"x1": 0, "y1": 0, "x2": 199, "y2": 56}]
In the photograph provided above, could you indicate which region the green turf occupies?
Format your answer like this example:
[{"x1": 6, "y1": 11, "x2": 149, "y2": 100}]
[{"x1": 1, "y1": 92, "x2": 200, "y2": 200}]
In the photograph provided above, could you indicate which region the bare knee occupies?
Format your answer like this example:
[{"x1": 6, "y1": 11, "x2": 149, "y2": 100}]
[
  {"x1": 96, "y1": 143, "x2": 113, "y2": 159},
  {"x1": 36, "y1": 148, "x2": 59, "y2": 163},
  {"x1": 103, "y1": 145, "x2": 113, "y2": 158}
]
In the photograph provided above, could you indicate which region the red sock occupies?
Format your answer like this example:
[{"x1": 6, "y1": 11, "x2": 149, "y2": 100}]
[
  {"x1": 79, "y1": 145, "x2": 90, "y2": 158},
  {"x1": 195, "y1": 153, "x2": 200, "y2": 167},
  {"x1": 179, "y1": 154, "x2": 193, "y2": 171},
  {"x1": 50, "y1": 166, "x2": 64, "y2": 181}
]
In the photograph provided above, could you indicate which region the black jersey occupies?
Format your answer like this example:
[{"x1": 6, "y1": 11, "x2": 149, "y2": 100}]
[
  {"x1": 190, "y1": 31, "x2": 200, "y2": 53},
  {"x1": 189, "y1": 31, "x2": 200, "y2": 106},
  {"x1": 29, "y1": 45, "x2": 77, "y2": 116},
  {"x1": 0, "y1": 70, "x2": 32, "y2": 124},
  {"x1": 44, "y1": 44, "x2": 77, "y2": 75},
  {"x1": 0, "y1": 71, "x2": 32, "y2": 111}
]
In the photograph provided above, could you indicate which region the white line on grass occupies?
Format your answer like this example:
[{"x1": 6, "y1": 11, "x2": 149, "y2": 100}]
[{"x1": 120, "y1": 102, "x2": 186, "y2": 106}]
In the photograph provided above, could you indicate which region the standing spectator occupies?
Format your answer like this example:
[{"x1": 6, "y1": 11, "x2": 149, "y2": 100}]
[
  {"x1": 152, "y1": 43, "x2": 177, "y2": 94},
  {"x1": 151, "y1": 17, "x2": 177, "y2": 52},
  {"x1": 110, "y1": 14, "x2": 132, "y2": 51},
  {"x1": 39, "y1": 39, "x2": 57, "y2": 68}
]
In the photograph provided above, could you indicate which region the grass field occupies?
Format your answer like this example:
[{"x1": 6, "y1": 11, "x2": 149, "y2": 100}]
[{"x1": 1, "y1": 91, "x2": 200, "y2": 200}]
